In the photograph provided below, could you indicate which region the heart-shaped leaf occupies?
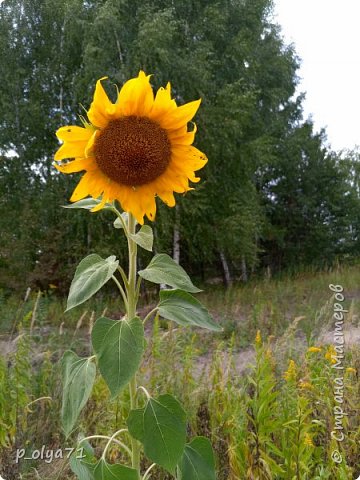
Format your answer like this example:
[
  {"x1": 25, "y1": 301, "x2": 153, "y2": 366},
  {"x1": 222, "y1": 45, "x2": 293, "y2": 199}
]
[
  {"x1": 178, "y1": 437, "x2": 216, "y2": 480},
  {"x1": 127, "y1": 394, "x2": 186, "y2": 474},
  {"x1": 129, "y1": 225, "x2": 153, "y2": 252},
  {"x1": 66, "y1": 254, "x2": 119, "y2": 311},
  {"x1": 158, "y1": 289, "x2": 222, "y2": 331},
  {"x1": 61, "y1": 352, "x2": 96, "y2": 437},
  {"x1": 93, "y1": 459, "x2": 138, "y2": 480},
  {"x1": 92, "y1": 317, "x2": 145, "y2": 397},
  {"x1": 138, "y1": 254, "x2": 201, "y2": 293}
]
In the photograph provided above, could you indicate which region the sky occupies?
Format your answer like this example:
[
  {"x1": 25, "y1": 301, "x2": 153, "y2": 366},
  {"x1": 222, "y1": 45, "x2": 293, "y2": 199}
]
[{"x1": 273, "y1": 0, "x2": 360, "y2": 152}]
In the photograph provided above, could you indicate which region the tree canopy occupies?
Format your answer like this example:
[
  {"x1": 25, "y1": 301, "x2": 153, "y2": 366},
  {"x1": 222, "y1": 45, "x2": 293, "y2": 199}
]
[{"x1": 1, "y1": 0, "x2": 359, "y2": 293}]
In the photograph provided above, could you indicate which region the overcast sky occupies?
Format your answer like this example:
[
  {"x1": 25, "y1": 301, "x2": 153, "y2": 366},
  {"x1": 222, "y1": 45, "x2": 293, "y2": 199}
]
[{"x1": 273, "y1": 0, "x2": 360, "y2": 152}]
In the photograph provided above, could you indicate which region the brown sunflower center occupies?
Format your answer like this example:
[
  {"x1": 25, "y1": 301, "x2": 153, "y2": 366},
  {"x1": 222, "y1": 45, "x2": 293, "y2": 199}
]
[{"x1": 94, "y1": 116, "x2": 171, "y2": 186}]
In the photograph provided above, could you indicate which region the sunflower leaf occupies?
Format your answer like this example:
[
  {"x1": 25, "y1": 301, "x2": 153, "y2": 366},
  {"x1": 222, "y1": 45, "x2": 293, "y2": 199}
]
[
  {"x1": 69, "y1": 440, "x2": 96, "y2": 480},
  {"x1": 92, "y1": 316, "x2": 145, "y2": 397},
  {"x1": 129, "y1": 225, "x2": 153, "y2": 252},
  {"x1": 158, "y1": 289, "x2": 222, "y2": 331},
  {"x1": 113, "y1": 212, "x2": 129, "y2": 229},
  {"x1": 61, "y1": 351, "x2": 96, "y2": 437},
  {"x1": 138, "y1": 254, "x2": 201, "y2": 293},
  {"x1": 93, "y1": 459, "x2": 138, "y2": 480},
  {"x1": 66, "y1": 254, "x2": 119, "y2": 311},
  {"x1": 127, "y1": 394, "x2": 187, "y2": 475},
  {"x1": 177, "y1": 437, "x2": 216, "y2": 480},
  {"x1": 63, "y1": 198, "x2": 113, "y2": 210}
]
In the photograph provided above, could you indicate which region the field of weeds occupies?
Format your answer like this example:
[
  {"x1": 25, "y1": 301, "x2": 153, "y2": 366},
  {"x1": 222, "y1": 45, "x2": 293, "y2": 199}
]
[{"x1": 0, "y1": 265, "x2": 359, "y2": 479}]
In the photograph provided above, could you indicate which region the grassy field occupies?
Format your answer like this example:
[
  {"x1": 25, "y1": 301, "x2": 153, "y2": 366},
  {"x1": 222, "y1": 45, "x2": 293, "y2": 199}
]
[{"x1": 0, "y1": 265, "x2": 359, "y2": 479}]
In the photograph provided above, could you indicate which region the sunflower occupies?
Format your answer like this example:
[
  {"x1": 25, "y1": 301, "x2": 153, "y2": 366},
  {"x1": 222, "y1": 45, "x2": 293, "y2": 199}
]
[{"x1": 54, "y1": 71, "x2": 207, "y2": 224}]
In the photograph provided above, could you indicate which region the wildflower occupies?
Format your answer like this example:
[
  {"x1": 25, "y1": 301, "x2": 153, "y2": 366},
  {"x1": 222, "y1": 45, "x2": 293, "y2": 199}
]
[
  {"x1": 255, "y1": 330, "x2": 262, "y2": 346},
  {"x1": 346, "y1": 367, "x2": 356, "y2": 374},
  {"x1": 298, "y1": 380, "x2": 313, "y2": 390},
  {"x1": 54, "y1": 71, "x2": 207, "y2": 224},
  {"x1": 304, "y1": 433, "x2": 314, "y2": 447},
  {"x1": 325, "y1": 345, "x2": 337, "y2": 365},
  {"x1": 283, "y1": 359, "x2": 297, "y2": 381},
  {"x1": 307, "y1": 346, "x2": 322, "y2": 353}
]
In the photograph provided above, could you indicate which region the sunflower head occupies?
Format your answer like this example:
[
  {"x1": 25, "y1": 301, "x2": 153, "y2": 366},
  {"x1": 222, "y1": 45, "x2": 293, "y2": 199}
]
[{"x1": 54, "y1": 71, "x2": 207, "y2": 224}]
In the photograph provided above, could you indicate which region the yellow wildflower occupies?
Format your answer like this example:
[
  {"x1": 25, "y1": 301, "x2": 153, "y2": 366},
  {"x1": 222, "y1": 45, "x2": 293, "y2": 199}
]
[
  {"x1": 304, "y1": 433, "x2": 314, "y2": 447},
  {"x1": 307, "y1": 346, "x2": 322, "y2": 353},
  {"x1": 255, "y1": 330, "x2": 262, "y2": 346},
  {"x1": 325, "y1": 345, "x2": 337, "y2": 365},
  {"x1": 283, "y1": 359, "x2": 297, "y2": 381},
  {"x1": 298, "y1": 380, "x2": 313, "y2": 390}
]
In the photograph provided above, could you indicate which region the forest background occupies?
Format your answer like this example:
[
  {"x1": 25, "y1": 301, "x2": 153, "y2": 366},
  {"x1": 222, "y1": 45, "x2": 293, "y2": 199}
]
[{"x1": 2, "y1": 0, "x2": 360, "y2": 294}]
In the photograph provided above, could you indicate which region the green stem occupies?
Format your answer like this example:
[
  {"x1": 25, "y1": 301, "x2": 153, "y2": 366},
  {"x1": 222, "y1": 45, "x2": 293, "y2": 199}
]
[
  {"x1": 111, "y1": 275, "x2": 128, "y2": 309},
  {"x1": 127, "y1": 212, "x2": 141, "y2": 476}
]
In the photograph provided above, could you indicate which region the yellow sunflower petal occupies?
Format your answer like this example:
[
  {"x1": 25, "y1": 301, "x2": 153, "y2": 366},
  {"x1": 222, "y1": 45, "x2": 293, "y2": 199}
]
[
  {"x1": 121, "y1": 187, "x2": 145, "y2": 225},
  {"x1": 117, "y1": 71, "x2": 154, "y2": 117},
  {"x1": 159, "y1": 99, "x2": 201, "y2": 130},
  {"x1": 70, "y1": 172, "x2": 92, "y2": 202},
  {"x1": 85, "y1": 130, "x2": 100, "y2": 157},
  {"x1": 140, "y1": 185, "x2": 157, "y2": 221},
  {"x1": 54, "y1": 140, "x2": 88, "y2": 160},
  {"x1": 87, "y1": 77, "x2": 116, "y2": 129},
  {"x1": 54, "y1": 158, "x2": 96, "y2": 174},
  {"x1": 157, "y1": 190, "x2": 176, "y2": 207},
  {"x1": 172, "y1": 145, "x2": 208, "y2": 170},
  {"x1": 168, "y1": 123, "x2": 197, "y2": 145},
  {"x1": 149, "y1": 82, "x2": 177, "y2": 121},
  {"x1": 56, "y1": 125, "x2": 93, "y2": 142},
  {"x1": 91, "y1": 195, "x2": 109, "y2": 212}
]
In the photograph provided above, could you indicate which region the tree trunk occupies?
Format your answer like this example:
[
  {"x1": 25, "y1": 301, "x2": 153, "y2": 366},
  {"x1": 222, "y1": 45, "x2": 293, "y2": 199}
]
[{"x1": 219, "y1": 250, "x2": 231, "y2": 287}]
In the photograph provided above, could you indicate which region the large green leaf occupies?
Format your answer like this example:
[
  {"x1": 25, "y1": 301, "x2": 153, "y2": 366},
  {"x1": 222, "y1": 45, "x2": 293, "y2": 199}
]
[
  {"x1": 93, "y1": 459, "x2": 138, "y2": 480},
  {"x1": 127, "y1": 394, "x2": 187, "y2": 474},
  {"x1": 61, "y1": 352, "x2": 96, "y2": 437},
  {"x1": 63, "y1": 198, "x2": 113, "y2": 210},
  {"x1": 158, "y1": 289, "x2": 222, "y2": 331},
  {"x1": 69, "y1": 440, "x2": 96, "y2": 480},
  {"x1": 138, "y1": 254, "x2": 201, "y2": 293},
  {"x1": 92, "y1": 316, "x2": 144, "y2": 397},
  {"x1": 66, "y1": 254, "x2": 119, "y2": 311},
  {"x1": 113, "y1": 212, "x2": 129, "y2": 229},
  {"x1": 178, "y1": 437, "x2": 216, "y2": 480},
  {"x1": 129, "y1": 225, "x2": 153, "y2": 252}
]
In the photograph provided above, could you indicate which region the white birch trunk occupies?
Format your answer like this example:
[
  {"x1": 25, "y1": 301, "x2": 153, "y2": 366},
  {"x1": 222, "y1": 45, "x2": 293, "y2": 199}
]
[{"x1": 219, "y1": 250, "x2": 231, "y2": 286}]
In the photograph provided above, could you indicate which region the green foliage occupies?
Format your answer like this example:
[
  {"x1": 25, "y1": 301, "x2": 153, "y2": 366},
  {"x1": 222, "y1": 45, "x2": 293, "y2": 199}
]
[
  {"x1": 2, "y1": 0, "x2": 360, "y2": 291},
  {"x1": 129, "y1": 225, "x2": 154, "y2": 252},
  {"x1": 93, "y1": 459, "x2": 138, "y2": 480},
  {"x1": 178, "y1": 436, "x2": 216, "y2": 480},
  {"x1": 61, "y1": 351, "x2": 96, "y2": 437},
  {"x1": 158, "y1": 289, "x2": 222, "y2": 331},
  {"x1": 69, "y1": 440, "x2": 96, "y2": 480},
  {"x1": 67, "y1": 254, "x2": 119, "y2": 311},
  {"x1": 1, "y1": 266, "x2": 360, "y2": 478},
  {"x1": 127, "y1": 394, "x2": 187, "y2": 475},
  {"x1": 92, "y1": 316, "x2": 145, "y2": 397},
  {"x1": 139, "y1": 254, "x2": 201, "y2": 293}
]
